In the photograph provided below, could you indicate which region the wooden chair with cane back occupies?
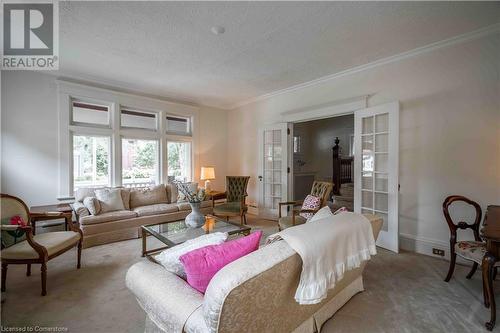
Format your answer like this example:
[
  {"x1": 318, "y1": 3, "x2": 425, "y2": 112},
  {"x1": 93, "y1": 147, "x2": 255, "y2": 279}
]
[
  {"x1": 1, "y1": 194, "x2": 83, "y2": 296},
  {"x1": 278, "y1": 181, "x2": 333, "y2": 231}
]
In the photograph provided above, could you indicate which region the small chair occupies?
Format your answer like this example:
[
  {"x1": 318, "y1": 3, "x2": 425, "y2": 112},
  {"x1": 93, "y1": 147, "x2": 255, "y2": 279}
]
[
  {"x1": 443, "y1": 195, "x2": 498, "y2": 282},
  {"x1": 1, "y1": 194, "x2": 83, "y2": 296},
  {"x1": 278, "y1": 181, "x2": 333, "y2": 231},
  {"x1": 213, "y1": 176, "x2": 250, "y2": 225}
]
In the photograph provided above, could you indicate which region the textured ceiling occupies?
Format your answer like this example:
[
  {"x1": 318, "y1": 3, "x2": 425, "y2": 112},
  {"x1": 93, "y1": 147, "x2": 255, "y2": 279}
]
[{"x1": 58, "y1": 2, "x2": 500, "y2": 109}]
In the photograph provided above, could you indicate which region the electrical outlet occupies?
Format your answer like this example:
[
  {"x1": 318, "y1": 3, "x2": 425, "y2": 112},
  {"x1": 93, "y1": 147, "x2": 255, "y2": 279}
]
[{"x1": 432, "y1": 248, "x2": 445, "y2": 256}]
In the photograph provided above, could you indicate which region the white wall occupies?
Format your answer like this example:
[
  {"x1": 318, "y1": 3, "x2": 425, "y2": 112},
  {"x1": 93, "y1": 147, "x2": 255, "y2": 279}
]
[
  {"x1": 228, "y1": 33, "x2": 500, "y2": 255},
  {"x1": 1, "y1": 71, "x2": 228, "y2": 206}
]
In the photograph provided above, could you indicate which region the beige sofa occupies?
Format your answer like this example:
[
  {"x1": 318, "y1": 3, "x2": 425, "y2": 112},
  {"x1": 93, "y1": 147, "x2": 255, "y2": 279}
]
[
  {"x1": 71, "y1": 184, "x2": 213, "y2": 248},
  {"x1": 126, "y1": 214, "x2": 383, "y2": 333}
]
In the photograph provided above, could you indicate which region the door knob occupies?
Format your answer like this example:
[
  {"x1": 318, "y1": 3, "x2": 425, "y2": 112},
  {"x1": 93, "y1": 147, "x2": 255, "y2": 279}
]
[{"x1": 258, "y1": 176, "x2": 263, "y2": 181}]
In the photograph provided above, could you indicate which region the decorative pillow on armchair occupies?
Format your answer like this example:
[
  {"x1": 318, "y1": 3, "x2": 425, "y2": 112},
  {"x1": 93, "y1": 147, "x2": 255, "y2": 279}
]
[{"x1": 300, "y1": 195, "x2": 321, "y2": 220}]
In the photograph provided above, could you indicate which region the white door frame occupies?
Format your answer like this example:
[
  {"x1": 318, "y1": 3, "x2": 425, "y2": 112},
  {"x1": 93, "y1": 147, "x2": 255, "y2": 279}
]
[{"x1": 354, "y1": 101, "x2": 399, "y2": 253}]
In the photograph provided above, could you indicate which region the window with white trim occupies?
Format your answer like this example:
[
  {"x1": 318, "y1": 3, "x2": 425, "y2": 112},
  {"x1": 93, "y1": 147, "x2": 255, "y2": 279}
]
[
  {"x1": 122, "y1": 138, "x2": 159, "y2": 187},
  {"x1": 59, "y1": 82, "x2": 197, "y2": 197},
  {"x1": 73, "y1": 135, "x2": 111, "y2": 189}
]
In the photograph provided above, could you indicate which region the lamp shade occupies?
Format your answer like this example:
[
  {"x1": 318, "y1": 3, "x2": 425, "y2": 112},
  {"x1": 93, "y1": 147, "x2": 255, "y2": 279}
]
[{"x1": 200, "y1": 166, "x2": 215, "y2": 180}]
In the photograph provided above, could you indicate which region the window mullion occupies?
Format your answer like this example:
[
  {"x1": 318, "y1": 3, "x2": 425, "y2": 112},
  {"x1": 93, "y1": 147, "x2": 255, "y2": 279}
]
[{"x1": 111, "y1": 102, "x2": 122, "y2": 187}]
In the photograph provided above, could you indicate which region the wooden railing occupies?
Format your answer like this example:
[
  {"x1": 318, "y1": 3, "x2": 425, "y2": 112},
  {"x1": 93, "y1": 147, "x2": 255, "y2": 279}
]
[{"x1": 332, "y1": 137, "x2": 353, "y2": 195}]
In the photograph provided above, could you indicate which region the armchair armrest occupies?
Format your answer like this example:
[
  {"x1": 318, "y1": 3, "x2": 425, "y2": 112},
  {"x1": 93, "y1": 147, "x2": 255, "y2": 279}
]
[
  {"x1": 278, "y1": 200, "x2": 303, "y2": 218},
  {"x1": 1, "y1": 224, "x2": 48, "y2": 260}
]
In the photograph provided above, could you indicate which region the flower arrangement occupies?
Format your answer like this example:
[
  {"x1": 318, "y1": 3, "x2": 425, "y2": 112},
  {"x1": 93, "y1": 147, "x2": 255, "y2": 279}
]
[{"x1": 174, "y1": 181, "x2": 206, "y2": 203}]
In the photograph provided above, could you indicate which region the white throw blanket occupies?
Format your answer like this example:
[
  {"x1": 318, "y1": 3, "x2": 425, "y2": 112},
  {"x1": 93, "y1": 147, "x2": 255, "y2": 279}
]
[{"x1": 267, "y1": 212, "x2": 376, "y2": 305}]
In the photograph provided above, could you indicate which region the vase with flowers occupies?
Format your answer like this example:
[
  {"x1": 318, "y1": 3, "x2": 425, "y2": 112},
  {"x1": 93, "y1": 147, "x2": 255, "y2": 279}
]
[{"x1": 175, "y1": 181, "x2": 207, "y2": 228}]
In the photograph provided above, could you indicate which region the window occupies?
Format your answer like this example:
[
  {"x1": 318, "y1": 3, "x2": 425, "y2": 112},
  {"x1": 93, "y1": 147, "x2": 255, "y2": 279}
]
[
  {"x1": 72, "y1": 101, "x2": 109, "y2": 126},
  {"x1": 121, "y1": 108, "x2": 157, "y2": 130},
  {"x1": 73, "y1": 135, "x2": 110, "y2": 189},
  {"x1": 166, "y1": 115, "x2": 191, "y2": 135},
  {"x1": 122, "y1": 139, "x2": 159, "y2": 187},
  {"x1": 167, "y1": 141, "x2": 192, "y2": 182}
]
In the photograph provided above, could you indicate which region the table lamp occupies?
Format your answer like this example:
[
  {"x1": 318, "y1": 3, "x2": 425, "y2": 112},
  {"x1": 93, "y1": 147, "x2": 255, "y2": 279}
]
[{"x1": 200, "y1": 166, "x2": 215, "y2": 192}]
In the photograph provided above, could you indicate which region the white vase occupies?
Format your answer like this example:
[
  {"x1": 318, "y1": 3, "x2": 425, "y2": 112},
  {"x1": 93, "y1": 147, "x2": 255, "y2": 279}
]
[{"x1": 185, "y1": 202, "x2": 205, "y2": 228}]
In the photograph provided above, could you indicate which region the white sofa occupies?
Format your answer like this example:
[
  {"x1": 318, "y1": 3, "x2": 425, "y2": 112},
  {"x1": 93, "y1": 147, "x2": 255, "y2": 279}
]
[
  {"x1": 71, "y1": 184, "x2": 213, "y2": 248},
  {"x1": 126, "y1": 214, "x2": 383, "y2": 333}
]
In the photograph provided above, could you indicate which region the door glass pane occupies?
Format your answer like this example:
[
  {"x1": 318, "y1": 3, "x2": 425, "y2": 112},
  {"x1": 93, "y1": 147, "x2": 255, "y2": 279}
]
[
  {"x1": 265, "y1": 184, "x2": 272, "y2": 198},
  {"x1": 362, "y1": 190, "x2": 373, "y2": 209},
  {"x1": 375, "y1": 154, "x2": 388, "y2": 172},
  {"x1": 273, "y1": 171, "x2": 281, "y2": 183},
  {"x1": 273, "y1": 184, "x2": 281, "y2": 196},
  {"x1": 375, "y1": 133, "x2": 388, "y2": 152},
  {"x1": 72, "y1": 101, "x2": 109, "y2": 126},
  {"x1": 375, "y1": 193, "x2": 388, "y2": 212},
  {"x1": 362, "y1": 116, "x2": 374, "y2": 134},
  {"x1": 167, "y1": 141, "x2": 192, "y2": 182},
  {"x1": 273, "y1": 146, "x2": 282, "y2": 159},
  {"x1": 273, "y1": 130, "x2": 281, "y2": 144},
  {"x1": 273, "y1": 198, "x2": 280, "y2": 210},
  {"x1": 73, "y1": 135, "x2": 110, "y2": 189},
  {"x1": 362, "y1": 172, "x2": 373, "y2": 190},
  {"x1": 122, "y1": 139, "x2": 159, "y2": 187},
  {"x1": 121, "y1": 109, "x2": 157, "y2": 130},
  {"x1": 265, "y1": 131, "x2": 273, "y2": 144},
  {"x1": 273, "y1": 160, "x2": 282, "y2": 169},
  {"x1": 375, "y1": 113, "x2": 389, "y2": 132},
  {"x1": 362, "y1": 135, "x2": 373, "y2": 151},
  {"x1": 264, "y1": 171, "x2": 272, "y2": 182},
  {"x1": 375, "y1": 173, "x2": 388, "y2": 192}
]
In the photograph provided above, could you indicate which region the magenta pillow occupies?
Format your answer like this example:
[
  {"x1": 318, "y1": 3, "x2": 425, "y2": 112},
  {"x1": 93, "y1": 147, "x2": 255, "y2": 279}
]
[
  {"x1": 300, "y1": 194, "x2": 321, "y2": 219},
  {"x1": 179, "y1": 231, "x2": 262, "y2": 293}
]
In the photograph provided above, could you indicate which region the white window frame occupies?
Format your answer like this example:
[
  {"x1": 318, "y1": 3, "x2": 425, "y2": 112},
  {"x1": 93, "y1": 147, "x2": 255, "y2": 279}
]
[{"x1": 57, "y1": 80, "x2": 199, "y2": 199}]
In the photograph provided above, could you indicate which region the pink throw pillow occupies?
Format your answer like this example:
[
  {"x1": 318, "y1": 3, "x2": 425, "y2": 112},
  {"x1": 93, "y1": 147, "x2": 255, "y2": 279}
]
[
  {"x1": 300, "y1": 195, "x2": 321, "y2": 219},
  {"x1": 179, "y1": 231, "x2": 262, "y2": 293}
]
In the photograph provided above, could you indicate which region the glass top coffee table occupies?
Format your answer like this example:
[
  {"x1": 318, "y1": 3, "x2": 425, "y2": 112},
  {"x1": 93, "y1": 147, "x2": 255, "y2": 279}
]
[{"x1": 141, "y1": 215, "x2": 251, "y2": 257}]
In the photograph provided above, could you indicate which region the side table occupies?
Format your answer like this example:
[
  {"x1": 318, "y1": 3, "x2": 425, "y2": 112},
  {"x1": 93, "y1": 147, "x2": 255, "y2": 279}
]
[{"x1": 29, "y1": 204, "x2": 73, "y2": 235}]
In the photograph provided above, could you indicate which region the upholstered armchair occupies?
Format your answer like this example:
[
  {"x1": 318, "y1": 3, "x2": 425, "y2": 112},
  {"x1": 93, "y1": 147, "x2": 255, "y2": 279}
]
[
  {"x1": 1, "y1": 194, "x2": 83, "y2": 296},
  {"x1": 278, "y1": 181, "x2": 333, "y2": 231},
  {"x1": 213, "y1": 176, "x2": 250, "y2": 225}
]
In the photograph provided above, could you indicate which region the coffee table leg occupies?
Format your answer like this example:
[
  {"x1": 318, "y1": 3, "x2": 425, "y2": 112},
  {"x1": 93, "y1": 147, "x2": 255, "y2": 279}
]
[{"x1": 142, "y1": 228, "x2": 147, "y2": 257}]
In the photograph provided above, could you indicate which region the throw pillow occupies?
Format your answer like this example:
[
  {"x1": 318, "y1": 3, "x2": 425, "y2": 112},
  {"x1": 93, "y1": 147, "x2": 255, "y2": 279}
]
[
  {"x1": 1, "y1": 215, "x2": 28, "y2": 248},
  {"x1": 95, "y1": 188, "x2": 125, "y2": 213},
  {"x1": 180, "y1": 231, "x2": 262, "y2": 293},
  {"x1": 155, "y1": 232, "x2": 228, "y2": 278},
  {"x1": 334, "y1": 207, "x2": 348, "y2": 214},
  {"x1": 83, "y1": 196, "x2": 101, "y2": 215},
  {"x1": 308, "y1": 206, "x2": 334, "y2": 223},
  {"x1": 300, "y1": 195, "x2": 321, "y2": 220},
  {"x1": 177, "y1": 182, "x2": 198, "y2": 202}
]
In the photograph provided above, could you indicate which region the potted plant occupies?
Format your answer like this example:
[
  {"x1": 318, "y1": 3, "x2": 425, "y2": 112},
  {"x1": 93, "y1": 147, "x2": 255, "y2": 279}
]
[{"x1": 174, "y1": 181, "x2": 207, "y2": 228}]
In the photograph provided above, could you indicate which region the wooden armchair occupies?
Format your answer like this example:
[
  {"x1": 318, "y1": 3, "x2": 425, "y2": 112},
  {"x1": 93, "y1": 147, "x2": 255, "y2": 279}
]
[
  {"x1": 213, "y1": 176, "x2": 250, "y2": 225},
  {"x1": 1, "y1": 194, "x2": 83, "y2": 296},
  {"x1": 278, "y1": 181, "x2": 333, "y2": 231}
]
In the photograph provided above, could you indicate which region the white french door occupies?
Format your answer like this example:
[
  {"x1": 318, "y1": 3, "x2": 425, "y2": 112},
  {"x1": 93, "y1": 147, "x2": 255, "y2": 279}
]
[
  {"x1": 354, "y1": 102, "x2": 399, "y2": 253},
  {"x1": 258, "y1": 123, "x2": 289, "y2": 218}
]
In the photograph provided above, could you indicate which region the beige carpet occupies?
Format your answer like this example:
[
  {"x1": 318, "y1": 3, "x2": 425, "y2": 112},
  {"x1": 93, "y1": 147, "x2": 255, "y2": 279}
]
[{"x1": 0, "y1": 216, "x2": 495, "y2": 332}]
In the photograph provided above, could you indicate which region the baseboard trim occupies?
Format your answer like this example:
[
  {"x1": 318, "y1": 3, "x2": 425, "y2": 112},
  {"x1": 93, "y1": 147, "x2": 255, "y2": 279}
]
[{"x1": 399, "y1": 233, "x2": 468, "y2": 265}]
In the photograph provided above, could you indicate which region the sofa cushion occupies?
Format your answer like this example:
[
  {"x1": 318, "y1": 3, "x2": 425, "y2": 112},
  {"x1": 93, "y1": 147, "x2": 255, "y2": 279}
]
[
  {"x1": 133, "y1": 203, "x2": 178, "y2": 217},
  {"x1": 166, "y1": 183, "x2": 178, "y2": 203},
  {"x1": 130, "y1": 185, "x2": 168, "y2": 209},
  {"x1": 80, "y1": 210, "x2": 137, "y2": 225},
  {"x1": 1, "y1": 231, "x2": 81, "y2": 260},
  {"x1": 119, "y1": 187, "x2": 131, "y2": 210},
  {"x1": 177, "y1": 200, "x2": 212, "y2": 211}
]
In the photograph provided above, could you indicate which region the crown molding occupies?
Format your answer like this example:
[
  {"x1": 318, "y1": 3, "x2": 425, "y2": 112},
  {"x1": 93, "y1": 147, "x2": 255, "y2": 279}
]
[{"x1": 230, "y1": 22, "x2": 500, "y2": 110}]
